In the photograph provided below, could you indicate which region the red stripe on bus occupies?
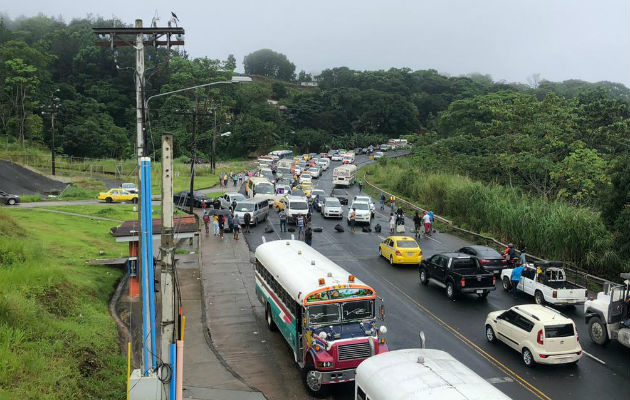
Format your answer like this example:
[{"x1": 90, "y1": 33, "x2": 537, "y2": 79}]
[{"x1": 257, "y1": 274, "x2": 294, "y2": 322}]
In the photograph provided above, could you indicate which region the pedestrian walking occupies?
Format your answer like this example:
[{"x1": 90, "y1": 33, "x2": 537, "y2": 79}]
[
  {"x1": 238, "y1": 173, "x2": 243, "y2": 183},
  {"x1": 358, "y1": 180, "x2": 363, "y2": 192},
  {"x1": 279, "y1": 209, "x2": 287, "y2": 232},
  {"x1": 304, "y1": 225, "x2": 313, "y2": 246},
  {"x1": 389, "y1": 213, "x2": 396, "y2": 234},
  {"x1": 349, "y1": 208, "x2": 357, "y2": 233},
  {"x1": 413, "y1": 212, "x2": 422, "y2": 238},
  {"x1": 231, "y1": 200, "x2": 237, "y2": 212},
  {"x1": 519, "y1": 243, "x2": 527, "y2": 266},
  {"x1": 379, "y1": 192, "x2": 385, "y2": 211},
  {"x1": 227, "y1": 212, "x2": 234, "y2": 232},
  {"x1": 233, "y1": 175, "x2": 238, "y2": 187},
  {"x1": 223, "y1": 175, "x2": 228, "y2": 187},
  {"x1": 201, "y1": 199, "x2": 207, "y2": 212},
  {"x1": 390, "y1": 195, "x2": 396, "y2": 212},
  {"x1": 202, "y1": 213, "x2": 210, "y2": 235},
  {"x1": 510, "y1": 264, "x2": 525, "y2": 298},
  {"x1": 212, "y1": 215, "x2": 220, "y2": 236},
  {"x1": 218, "y1": 215, "x2": 225, "y2": 239},
  {"x1": 422, "y1": 211, "x2": 432, "y2": 235},
  {"x1": 233, "y1": 216, "x2": 241, "y2": 240},
  {"x1": 243, "y1": 212, "x2": 251, "y2": 233},
  {"x1": 297, "y1": 214, "x2": 305, "y2": 239}
]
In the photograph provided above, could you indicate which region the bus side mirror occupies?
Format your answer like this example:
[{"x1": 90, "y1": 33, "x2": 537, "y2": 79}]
[
  {"x1": 419, "y1": 331, "x2": 426, "y2": 349},
  {"x1": 379, "y1": 298, "x2": 385, "y2": 321}
]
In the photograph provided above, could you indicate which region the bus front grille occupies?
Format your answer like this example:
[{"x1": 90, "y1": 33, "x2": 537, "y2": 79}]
[{"x1": 337, "y1": 341, "x2": 371, "y2": 361}]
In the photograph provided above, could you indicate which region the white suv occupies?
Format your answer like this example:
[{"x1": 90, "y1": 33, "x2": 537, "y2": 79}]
[
  {"x1": 485, "y1": 304, "x2": 582, "y2": 367},
  {"x1": 322, "y1": 197, "x2": 343, "y2": 219},
  {"x1": 353, "y1": 195, "x2": 375, "y2": 216},
  {"x1": 347, "y1": 201, "x2": 371, "y2": 224}
]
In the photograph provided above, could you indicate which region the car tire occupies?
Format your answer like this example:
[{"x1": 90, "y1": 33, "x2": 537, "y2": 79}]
[
  {"x1": 265, "y1": 304, "x2": 277, "y2": 332},
  {"x1": 588, "y1": 317, "x2": 609, "y2": 345},
  {"x1": 419, "y1": 268, "x2": 429, "y2": 285},
  {"x1": 302, "y1": 362, "x2": 328, "y2": 397},
  {"x1": 502, "y1": 277, "x2": 511, "y2": 291},
  {"x1": 378, "y1": 247, "x2": 382, "y2": 257},
  {"x1": 522, "y1": 348, "x2": 535, "y2": 368},
  {"x1": 534, "y1": 291, "x2": 545, "y2": 305},
  {"x1": 446, "y1": 281, "x2": 456, "y2": 300},
  {"x1": 106, "y1": 197, "x2": 113, "y2": 203},
  {"x1": 7, "y1": 199, "x2": 16, "y2": 205},
  {"x1": 485, "y1": 325, "x2": 496, "y2": 343},
  {"x1": 389, "y1": 255, "x2": 394, "y2": 265}
]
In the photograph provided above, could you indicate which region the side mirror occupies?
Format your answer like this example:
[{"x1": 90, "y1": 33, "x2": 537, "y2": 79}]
[
  {"x1": 379, "y1": 298, "x2": 385, "y2": 321},
  {"x1": 419, "y1": 331, "x2": 426, "y2": 349}
]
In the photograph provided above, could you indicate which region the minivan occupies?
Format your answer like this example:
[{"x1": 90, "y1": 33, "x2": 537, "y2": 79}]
[{"x1": 233, "y1": 199, "x2": 270, "y2": 226}]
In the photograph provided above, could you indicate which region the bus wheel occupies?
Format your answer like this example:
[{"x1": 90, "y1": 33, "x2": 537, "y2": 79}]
[
  {"x1": 265, "y1": 304, "x2": 277, "y2": 332},
  {"x1": 302, "y1": 363, "x2": 328, "y2": 397}
]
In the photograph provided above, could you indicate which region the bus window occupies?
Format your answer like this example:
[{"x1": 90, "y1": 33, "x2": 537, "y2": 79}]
[
  {"x1": 357, "y1": 386, "x2": 367, "y2": 400},
  {"x1": 308, "y1": 303, "x2": 340, "y2": 324}
]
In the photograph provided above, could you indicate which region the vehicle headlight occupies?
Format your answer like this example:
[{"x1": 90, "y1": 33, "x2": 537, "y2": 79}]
[
  {"x1": 379, "y1": 325, "x2": 388, "y2": 335},
  {"x1": 316, "y1": 361, "x2": 334, "y2": 368}
]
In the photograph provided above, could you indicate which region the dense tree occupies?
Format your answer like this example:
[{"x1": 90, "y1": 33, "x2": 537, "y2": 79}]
[{"x1": 243, "y1": 49, "x2": 295, "y2": 81}]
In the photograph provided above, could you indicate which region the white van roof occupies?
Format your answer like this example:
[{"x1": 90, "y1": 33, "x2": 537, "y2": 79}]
[{"x1": 356, "y1": 349, "x2": 511, "y2": 400}]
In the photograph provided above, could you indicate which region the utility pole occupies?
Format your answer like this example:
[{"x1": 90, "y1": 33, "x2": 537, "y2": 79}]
[
  {"x1": 41, "y1": 90, "x2": 60, "y2": 175},
  {"x1": 189, "y1": 113, "x2": 197, "y2": 214},
  {"x1": 160, "y1": 133, "x2": 176, "y2": 385},
  {"x1": 93, "y1": 20, "x2": 184, "y2": 383}
]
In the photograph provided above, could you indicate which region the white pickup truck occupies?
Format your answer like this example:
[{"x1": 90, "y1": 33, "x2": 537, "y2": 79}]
[{"x1": 501, "y1": 262, "x2": 587, "y2": 306}]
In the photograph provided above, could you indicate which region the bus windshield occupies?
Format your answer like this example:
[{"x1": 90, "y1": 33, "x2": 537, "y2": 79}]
[
  {"x1": 255, "y1": 184, "x2": 274, "y2": 194},
  {"x1": 308, "y1": 300, "x2": 374, "y2": 325}
]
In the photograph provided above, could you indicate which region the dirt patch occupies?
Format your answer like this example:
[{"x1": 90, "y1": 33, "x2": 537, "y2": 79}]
[
  {"x1": 77, "y1": 347, "x2": 104, "y2": 378},
  {"x1": 0, "y1": 160, "x2": 68, "y2": 195},
  {"x1": 36, "y1": 281, "x2": 78, "y2": 318}
]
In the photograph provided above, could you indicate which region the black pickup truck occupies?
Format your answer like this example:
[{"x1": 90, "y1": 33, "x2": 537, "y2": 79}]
[{"x1": 419, "y1": 252, "x2": 497, "y2": 299}]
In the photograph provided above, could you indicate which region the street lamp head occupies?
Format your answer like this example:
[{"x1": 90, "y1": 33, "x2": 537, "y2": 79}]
[
  {"x1": 220, "y1": 131, "x2": 231, "y2": 137},
  {"x1": 231, "y1": 76, "x2": 252, "y2": 83}
]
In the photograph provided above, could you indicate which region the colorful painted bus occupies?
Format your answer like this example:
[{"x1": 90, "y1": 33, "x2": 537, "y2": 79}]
[{"x1": 254, "y1": 240, "x2": 389, "y2": 396}]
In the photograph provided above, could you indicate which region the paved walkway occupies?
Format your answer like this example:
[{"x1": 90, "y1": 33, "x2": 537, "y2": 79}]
[{"x1": 180, "y1": 242, "x2": 266, "y2": 400}]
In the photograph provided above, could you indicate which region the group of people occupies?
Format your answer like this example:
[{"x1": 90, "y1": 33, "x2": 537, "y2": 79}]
[
  {"x1": 277, "y1": 209, "x2": 313, "y2": 245},
  {"x1": 506, "y1": 243, "x2": 528, "y2": 297},
  {"x1": 218, "y1": 171, "x2": 243, "y2": 188},
  {"x1": 201, "y1": 204, "x2": 256, "y2": 241},
  {"x1": 379, "y1": 193, "x2": 397, "y2": 212}
]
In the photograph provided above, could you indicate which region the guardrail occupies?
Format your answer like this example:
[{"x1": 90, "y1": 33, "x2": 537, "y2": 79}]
[{"x1": 361, "y1": 169, "x2": 616, "y2": 289}]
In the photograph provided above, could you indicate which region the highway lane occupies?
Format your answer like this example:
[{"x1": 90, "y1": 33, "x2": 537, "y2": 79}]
[{"x1": 241, "y1": 153, "x2": 629, "y2": 399}]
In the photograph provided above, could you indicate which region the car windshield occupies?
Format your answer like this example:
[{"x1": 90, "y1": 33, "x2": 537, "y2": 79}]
[
  {"x1": 355, "y1": 197, "x2": 371, "y2": 203},
  {"x1": 341, "y1": 300, "x2": 374, "y2": 321},
  {"x1": 312, "y1": 191, "x2": 325, "y2": 197},
  {"x1": 256, "y1": 185, "x2": 274, "y2": 194},
  {"x1": 396, "y1": 240, "x2": 418, "y2": 248},
  {"x1": 351, "y1": 203, "x2": 369, "y2": 210},
  {"x1": 451, "y1": 258, "x2": 479, "y2": 272},
  {"x1": 545, "y1": 324, "x2": 575, "y2": 338},
  {"x1": 332, "y1": 190, "x2": 346, "y2": 196},
  {"x1": 308, "y1": 304, "x2": 340, "y2": 324},
  {"x1": 475, "y1": 248, "x2": 502, "y2": 258},
  {"x1": 292, "y1": 190, "x2": 305, "y2": 197},
  {"x1": 122, "y1": 184, "x2": 135, "y2": 189},
  {"x1": 236, "y1": 203, "x2": 254, "y2": 212},
  {"x1": 230, "y1": 194, "x2": 246, "y2": 202},
  {"x1": 325, "y1": 199, "x2": 341, "y2": 206},
  {"x1": 291, "y1": 201, "x2": 308, "y2": 210}
]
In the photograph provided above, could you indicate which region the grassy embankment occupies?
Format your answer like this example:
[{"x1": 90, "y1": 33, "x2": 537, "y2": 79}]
[
  {"x1": 0, "y1": 207, "x2": 128, "y2": 399},
  {"x1": 41, "y1": 204, "x2": 187, "y2": 222},
  {"x1": 362, "y1": 157, "x2": 624, "y2": 278},
  {"x1": 1, "y1": 142, "x2": 255, "y2": 201}
]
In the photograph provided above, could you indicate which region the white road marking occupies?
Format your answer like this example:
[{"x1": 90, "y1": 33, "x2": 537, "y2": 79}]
[
  {"x1": 487, "y1": 377, "x2": 514, "y2": 384},
  {"x1": 583, "y1": 351, "x2": 606, "y2": 365},
  {"x1": 377, "y1": 235, "x2": 386, "y2": 240}
]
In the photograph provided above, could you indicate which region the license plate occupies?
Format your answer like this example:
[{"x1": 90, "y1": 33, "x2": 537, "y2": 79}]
[
  {"x1": 476, "y1": 290, "x2": 483, "y2": 294},
  {"x1": 408, "y1": 252, "x2": 415, "y2": 256}
]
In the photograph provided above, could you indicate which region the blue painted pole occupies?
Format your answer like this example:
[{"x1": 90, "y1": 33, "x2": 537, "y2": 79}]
[
  {"x1": 143, "y1": 158, "x2": 158, "y2": 370},
  {"x1": 169, "y1": 343, "x2": 177, "y2": 400},
  {"x1": 140, "y1": 158, "x2": 150, "y2": 375}
]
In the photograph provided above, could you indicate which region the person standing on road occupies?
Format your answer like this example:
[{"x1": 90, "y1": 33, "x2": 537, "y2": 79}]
[
  {"x1": 233, "y1": 215, "x2": 241, "y2": 240},
  {"x1": 358, "y1": 180, "x2": 363, "y2": 192},
  {"x1": 233, "y1": 174, "x2": 238, "y2": 187},
  {"x1": 231, "y1": 200, "x2": 237, "y2": 212},
  {"x1": 422, "y1": 211, "x2": 432, "y2": 235},
  {"x1": 218, "y1": 215, "x2": 225, "y2": 239},
  {"x1": 304, "y1": 225, "x2": 313, "y2": 246},
  {"x1": 201, "y1": 199, "x2": 207, "y2": 212},
  {"x1": 279, "y1": 209, "x2": 287, "y2": 232},
  {"x1": 223, "y1": 175, "x2": 228, "y2": 187},
  {"x1": 390, "y1": 195, "x2": 396, "y2": 212},
  {"x1": 349, "y1": 208, "x2": 357, "y2": 233},
  {"x1": 238, "y1": 173, "x2": 243, "y2": 183},
  {"x1": 212, "y1": 215, "x2": 220, "y2": 237},
  {"x1": 243, "y1": 212, "x2": 251, "y2": 233},
  {"x1": 227, "y1": 212, "x2": 234, "y2": 232},
  {"x1": 389, "y1": 213, "x2": 396, "y2": 234},
  {"x1": 380, "y1": 192, "x2": 385, "y2": 210},
  {"x1": 413, "y1": 212, "x2": 422, "y2": 237},
  {"x1": 202, "y1": 213, "x2": 210, "y2": 235},
  {"x1": 297, "y1": 214, "x2": 305, "y2": 239},
  {"x1": 427, "y1": 210, "x2": 434, "y2": 231},
  {"x1": 510, "y1": 264, "x2": 525, "y2": 298}
]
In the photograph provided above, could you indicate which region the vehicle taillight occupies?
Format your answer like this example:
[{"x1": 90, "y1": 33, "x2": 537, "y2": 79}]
[
  {"x1": 395, "y1": 251, "x2": 402, "y2": 256},
  {"x1": 552, "y1": 290, "x2": 557, "y2": 298},
  {"x1": 492, "y1": 276, "x2": 496, "y2": 285},
  {"x1": 539, "y1": 354, "x2": 548, "y2": 358},
  {"x1": 480, "y1": 259, "x2": 490, "y2": 264},
  {"x1": 501, "y1": 259, "x2": 507, "y2": 264},
  {"x1": 537, "y1": 329, "x2": 544, "y2": 345},
  {"x1": 576, "y1": 351, "x2": 582, "y2": 355},
  {"x1": 460, "y1": 277, "x2": 466, "y2": 287}
]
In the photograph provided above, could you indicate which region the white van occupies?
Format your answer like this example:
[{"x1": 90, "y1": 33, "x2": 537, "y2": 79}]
[
  {"x1": 248, "y1": 177, "x2": 275, "y2": 201},
  {"x1": 284, "y1": 195, "x2": 309, "y2": 224},
  {"x1": 318, "y1": 158, "x2": 331, "y2": 170},
  {"x1": 355, "y1": 348, "x2": 511, "y2": 400},
  {"x1": 233, "y1": 199, "x2": 269, "y2": 226}
]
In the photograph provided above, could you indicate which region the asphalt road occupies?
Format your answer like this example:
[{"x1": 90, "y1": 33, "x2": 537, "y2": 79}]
[{"x1": 239, "y1": 152, "x2": 629, "y2": 400}]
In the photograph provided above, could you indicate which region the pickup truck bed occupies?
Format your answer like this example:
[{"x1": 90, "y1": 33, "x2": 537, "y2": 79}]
[{"x1": 545, "y1": 280, "x2": 583, "y2": 290}]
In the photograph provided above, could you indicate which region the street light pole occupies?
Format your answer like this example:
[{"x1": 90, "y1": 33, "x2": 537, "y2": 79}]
[{"x1": 189, "y1": 110, "x2": 197, "y2": 214}]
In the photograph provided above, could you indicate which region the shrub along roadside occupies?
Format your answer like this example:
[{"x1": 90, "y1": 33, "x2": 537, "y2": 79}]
[
  {"x1": 362, "y1": 158, "x2": 625, "y2": 279},
  {"x1": 0, "y1": 208, "x2": 126, "y2": 399}
]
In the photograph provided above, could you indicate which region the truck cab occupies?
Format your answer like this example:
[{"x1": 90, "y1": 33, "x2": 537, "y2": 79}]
[
  {"x1": 419, "y1": 253, "x2": 496, "y2": 299},
  {"x1": 584, "y1": 273, "x2": 630, "y2": 348}
]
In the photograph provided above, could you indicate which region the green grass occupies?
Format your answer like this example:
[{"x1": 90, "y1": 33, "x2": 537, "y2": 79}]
[
  {"x1": 362, "y1": 158, "x2": 625, "y2": 279},
  {"x1": 19, "y1": 195, "x2": 43, "y2": 203},
  {"x1": 0, "y1": 208, "x2": 127, "y2": 399}
]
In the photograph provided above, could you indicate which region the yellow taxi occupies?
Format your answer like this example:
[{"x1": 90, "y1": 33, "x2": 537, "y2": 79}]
[
  {"x1": 292, "y1": 183, "x2": 313, "y2": 197},
  {"x1": 98, "y1": 188, "x2": 139, "y2": 203},
  {"x1": 378, "y1": 236, "x2": 422, "y2": 265}
]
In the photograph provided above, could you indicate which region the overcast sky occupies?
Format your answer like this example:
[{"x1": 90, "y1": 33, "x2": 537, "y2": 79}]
[{"x1": 3, "y1": 0, "x2": 629, "y2": 86}]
